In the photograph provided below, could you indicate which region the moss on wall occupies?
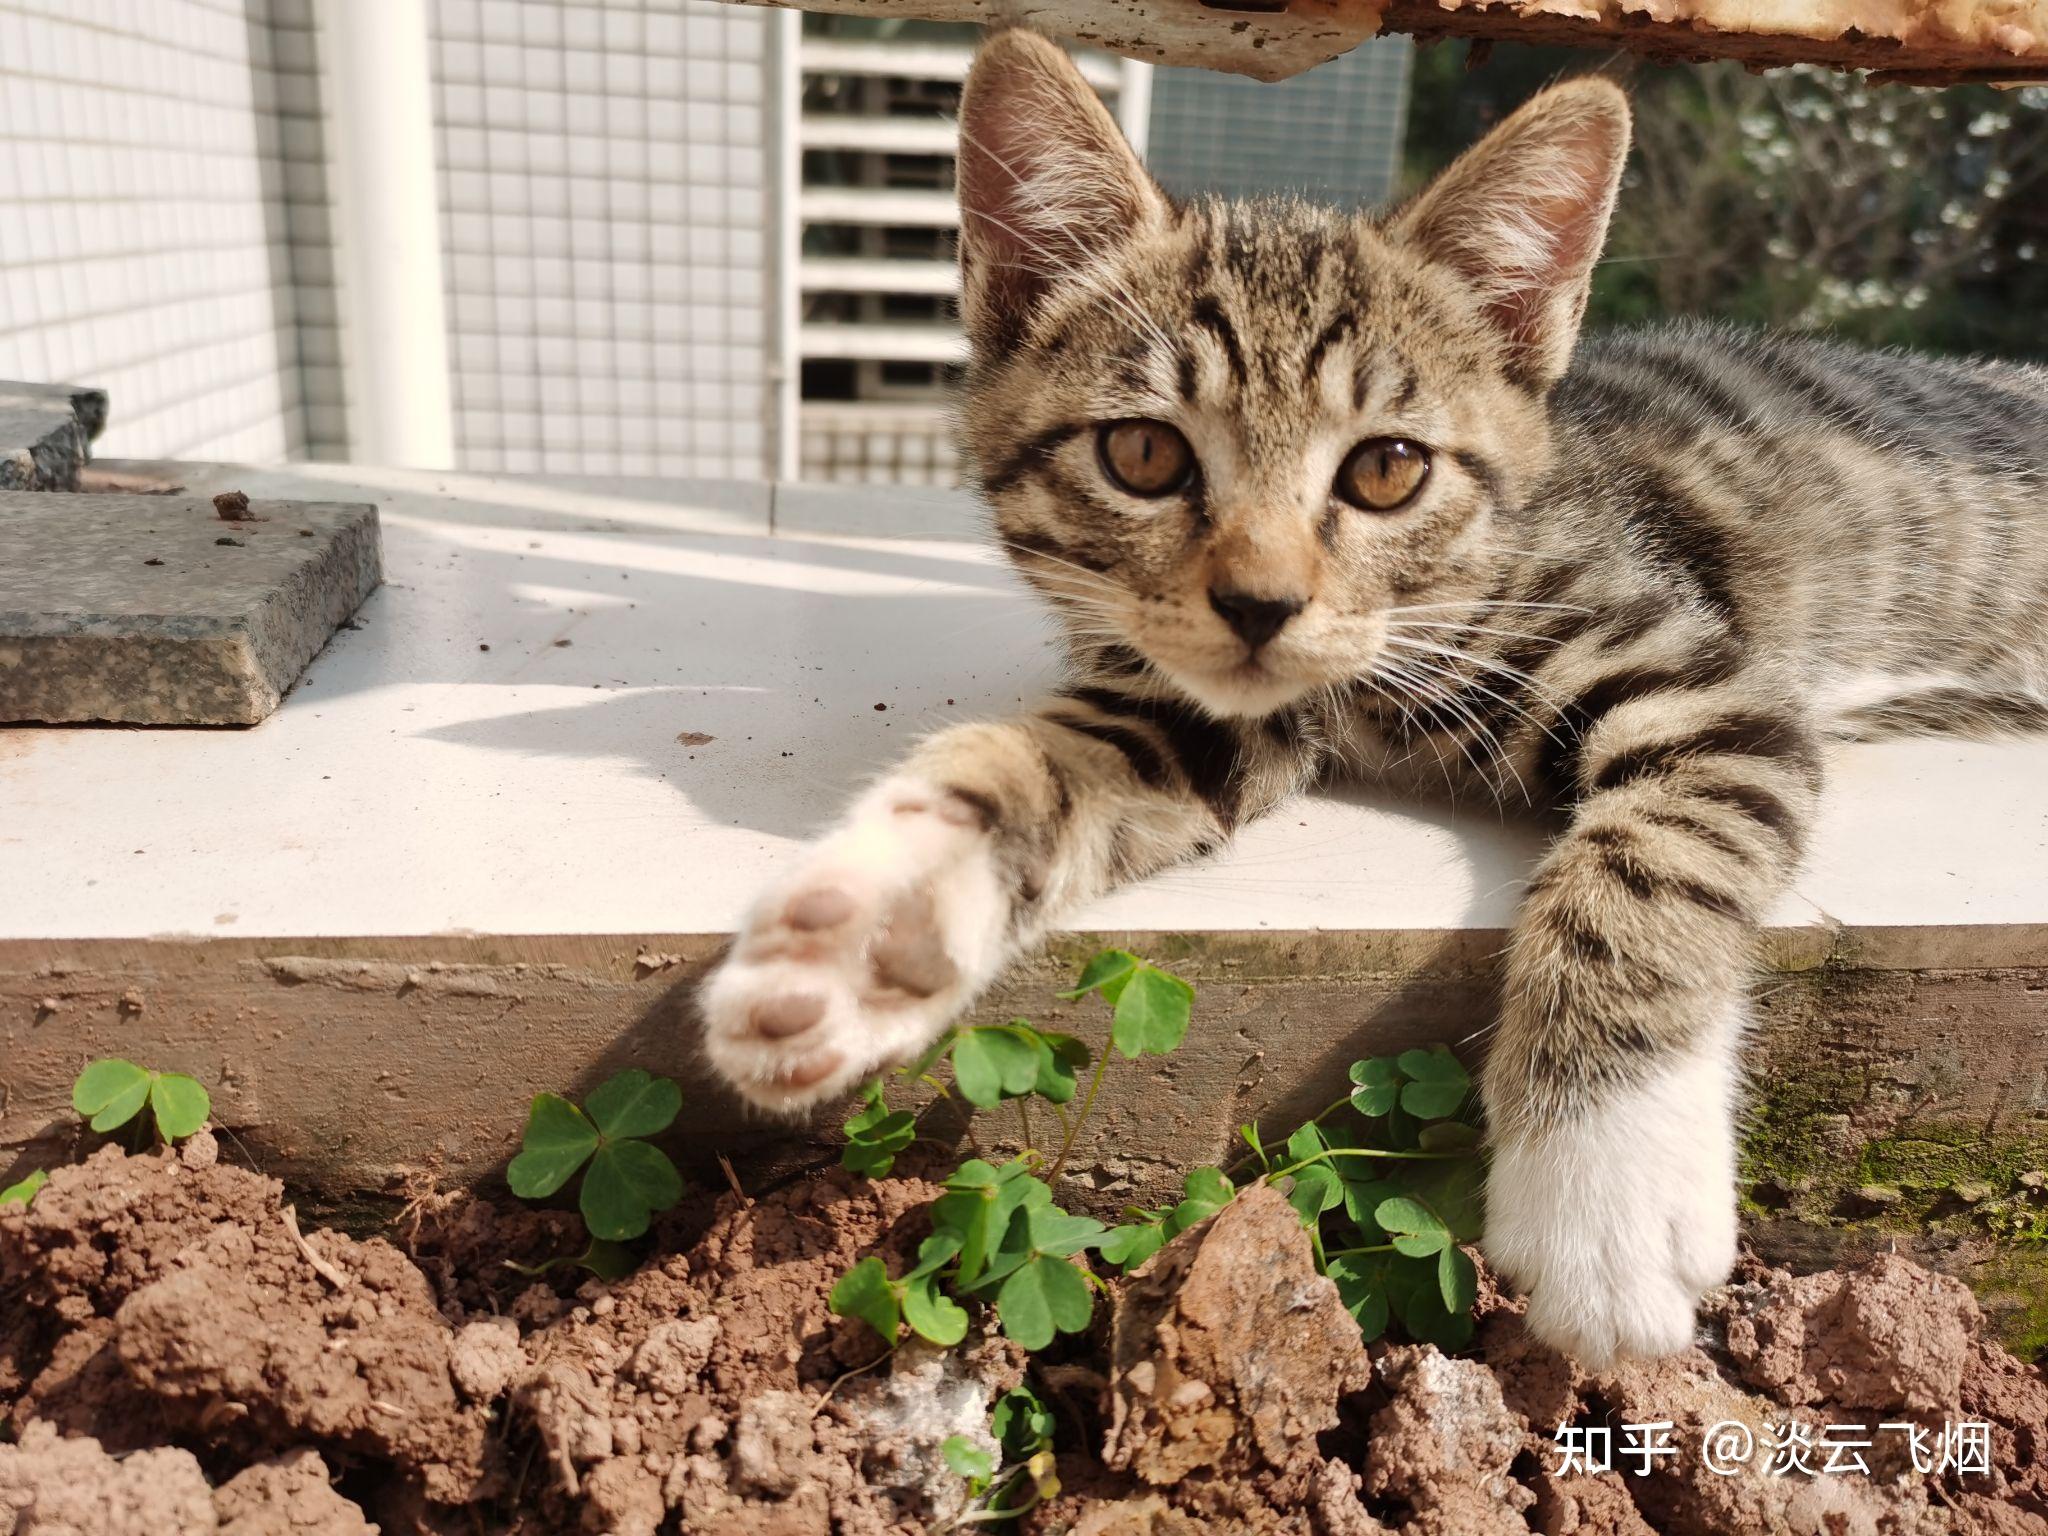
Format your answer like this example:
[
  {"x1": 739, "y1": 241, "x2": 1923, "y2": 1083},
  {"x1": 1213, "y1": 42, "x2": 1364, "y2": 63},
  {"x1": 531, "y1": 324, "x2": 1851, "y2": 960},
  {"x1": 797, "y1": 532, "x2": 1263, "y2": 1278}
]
[{"x1": 1735, "y1": 961, "x2": 2048, "y2": 1356}]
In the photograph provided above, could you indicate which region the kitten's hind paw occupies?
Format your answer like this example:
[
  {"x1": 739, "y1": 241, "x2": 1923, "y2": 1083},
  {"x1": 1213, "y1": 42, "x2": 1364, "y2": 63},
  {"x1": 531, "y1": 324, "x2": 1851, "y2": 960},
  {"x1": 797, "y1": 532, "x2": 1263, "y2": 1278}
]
[
  {"x1": 1482, "y1": 1042, "x2": 1738, "y2": 1368},
  {"x1": 700, "y1": 780, "x2": 1010, "y2": 1113}
]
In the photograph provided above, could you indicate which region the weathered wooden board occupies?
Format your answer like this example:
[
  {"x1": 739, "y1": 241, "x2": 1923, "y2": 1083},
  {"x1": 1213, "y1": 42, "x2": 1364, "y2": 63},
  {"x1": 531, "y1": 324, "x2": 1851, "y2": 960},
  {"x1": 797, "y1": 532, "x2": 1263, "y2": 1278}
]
[{"x1": 726, "y1": 0, "x2": 2048, "y2": 85}]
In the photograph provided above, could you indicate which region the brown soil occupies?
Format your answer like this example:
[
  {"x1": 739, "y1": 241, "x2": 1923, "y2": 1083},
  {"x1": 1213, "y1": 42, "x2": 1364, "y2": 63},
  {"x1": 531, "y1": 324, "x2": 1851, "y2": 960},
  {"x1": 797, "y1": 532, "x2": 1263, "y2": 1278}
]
[{"x1": 2, "y1": 1139, "x2": 2043, "y2": 1535}]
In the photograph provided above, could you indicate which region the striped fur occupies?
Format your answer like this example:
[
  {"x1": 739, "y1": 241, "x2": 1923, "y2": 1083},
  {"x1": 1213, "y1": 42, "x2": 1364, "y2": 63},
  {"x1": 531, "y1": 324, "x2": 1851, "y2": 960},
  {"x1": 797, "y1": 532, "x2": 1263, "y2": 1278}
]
[{"x1": 701, "y1": 33, "x2": 2048, "y2": 1364}]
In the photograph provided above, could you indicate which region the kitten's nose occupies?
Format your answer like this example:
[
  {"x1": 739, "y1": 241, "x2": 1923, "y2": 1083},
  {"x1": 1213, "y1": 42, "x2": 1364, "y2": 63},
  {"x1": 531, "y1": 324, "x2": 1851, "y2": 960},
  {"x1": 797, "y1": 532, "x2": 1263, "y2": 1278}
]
[{"x1": 1207, "y1": 587, "x2": 1304, "y2": 651}]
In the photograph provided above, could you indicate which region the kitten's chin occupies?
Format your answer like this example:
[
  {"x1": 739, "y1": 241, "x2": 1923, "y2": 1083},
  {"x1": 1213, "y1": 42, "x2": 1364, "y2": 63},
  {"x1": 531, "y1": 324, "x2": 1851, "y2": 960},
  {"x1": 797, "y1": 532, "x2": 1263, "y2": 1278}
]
[{"x1": 1161, "y1": 660, "x2": 1316, "y2": 720}]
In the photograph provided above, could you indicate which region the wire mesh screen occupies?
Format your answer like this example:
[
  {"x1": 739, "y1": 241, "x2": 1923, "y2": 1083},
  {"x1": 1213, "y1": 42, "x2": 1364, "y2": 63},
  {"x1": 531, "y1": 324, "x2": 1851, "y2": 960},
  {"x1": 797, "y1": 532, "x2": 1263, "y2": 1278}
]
[
  {"x1": 1147, "y1": 39, "x2": 1413, "y2": 207},
  {"x1": 0, "y1": 0, "x2": 304, "y2": 461},
  {"x1": 429, "y1": 0, "x2": 773, "y2": 477}
]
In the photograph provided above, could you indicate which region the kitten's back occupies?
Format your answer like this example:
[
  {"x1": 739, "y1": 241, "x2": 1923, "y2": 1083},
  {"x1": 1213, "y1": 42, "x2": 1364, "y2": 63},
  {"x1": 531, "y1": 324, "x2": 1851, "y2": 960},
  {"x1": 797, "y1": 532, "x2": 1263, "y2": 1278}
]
[{"x1": 1545, "y1": 323, "x2": 2048, "y2": 737}]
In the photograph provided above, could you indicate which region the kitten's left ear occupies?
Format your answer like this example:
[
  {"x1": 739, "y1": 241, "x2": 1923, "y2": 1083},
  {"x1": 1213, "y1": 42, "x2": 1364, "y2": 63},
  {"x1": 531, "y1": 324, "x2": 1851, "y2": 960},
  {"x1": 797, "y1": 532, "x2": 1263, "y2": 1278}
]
[
  {"x1": 956, "y1": 29, "x2": 1167, "y2": 353},
  {"x1": 1392, "y1": 78, "x2": 1630, "y2": 390}
]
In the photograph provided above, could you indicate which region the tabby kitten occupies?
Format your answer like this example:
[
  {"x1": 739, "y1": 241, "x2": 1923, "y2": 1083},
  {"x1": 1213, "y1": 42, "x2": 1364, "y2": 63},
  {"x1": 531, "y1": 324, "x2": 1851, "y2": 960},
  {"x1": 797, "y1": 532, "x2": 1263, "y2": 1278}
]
[{"x1": 702, "y1": 31, "x2": 2048, "y2": 1363}]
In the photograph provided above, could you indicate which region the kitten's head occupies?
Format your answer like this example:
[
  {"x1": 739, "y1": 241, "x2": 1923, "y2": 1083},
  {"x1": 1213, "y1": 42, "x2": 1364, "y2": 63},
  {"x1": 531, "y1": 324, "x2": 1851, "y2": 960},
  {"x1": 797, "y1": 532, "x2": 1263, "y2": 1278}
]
[{"x1": 957, "y1": 32, "x2": 1630, "y2": 718}]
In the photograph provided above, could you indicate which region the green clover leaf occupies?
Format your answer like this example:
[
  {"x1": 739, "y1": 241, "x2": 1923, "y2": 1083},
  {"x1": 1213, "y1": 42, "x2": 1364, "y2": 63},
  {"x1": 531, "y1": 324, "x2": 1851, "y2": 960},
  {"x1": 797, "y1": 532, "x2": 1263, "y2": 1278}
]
[
  {"x1": 503, "y1": 1234, "x2": 638, "y2": 1282},
  {"x1": 1059, "y1": 949, "x2": 1140, "y2": 1001},
  {"x1": 953, "y1": 1027, "x2": 1041, "y2": 1108},
  {"x1": 1, "y1": 1168, "x2": 48, "y2": 1210},
  {"x1": 901, "y1": 1232, "x2": 971, "y2": 1346},
  {"x1": 1438, "y1": 1243, "x2": 1479, "y2": 1314},
  {"x1": 1098, "y1": 1219, "x2": 1168, "y2": 1271},
  {"x1": 904, "y1": 1270, "x2": 971, "y2": 1346},
  {"x1": 584, "y1": 1068, "x2": 683, "y2": 1140},
  {"x1": 72, "y1": 1059, "x2": 151, "y2": 1133},
  {"x1": 1348, "y1": 1057, "x2": 1401, "y2": 1117},
  {"x1": 992, "y1": 1386, "x2": 1056, "y2": 1461},
  {"x1": 580, "y1": 1137, "x2": 684, "y2": 1241},
  {"x1": 1030, "y1": 1031, "x2": 1090, "y2": 1104},
  {"x1": 1385, "y1": 1251, "x2": 1476, "y2": 1351},
  {"x1": 1282, "y1": 1125, "x2": 1342, "y2": 1223},
  {"x1": 149, "y1": 1074, "x2": 211, "y2": 1142},
  {"x1": 506, "y1": 1093, "x2": 601, "y2": 1199},
  {"x1": 1339, "y1": 1171, "x2": 1402, "y2": 1231},
  {"x1": 575, "y1": 1238, "x2": 637, "y2": 1281},
  {"x1": 1238, "y1": 1121, "x2": 1269, "y2": 1172},
  {"x1": 1166, "y1": 1166, "x2": 1234, "y2": 1236},
  {"x1": 1375, "y1": 1195, "x2": 1453, "y2": 1257},
  {"x1": 1390, "y1": 1155, "x2": 1485, "y2": 1243},
  {"x1": 934, "y1": 1158, "x2": 1043, "y2": 1290},
  {"x1": 829, "y1": 1255, "x2": 901, "y2": 1343},
  {"x1": 1416, "y1": 1120, "x2": 1483, "y2": 1153},
  {"x1": 72, "y1": 1061, "x2": 212, "y2": 1143},
  {"x1": 943, "y1": 1434, "x2": 994, "y2": 1485},
  {"x1": 995, "y1": 1252, "x2": 1094, "y2": 1350},
  {"x1": 1395, "y1": 1047, "x2": 1470, "y2": 1120},
  {"x1": 1025, "y1": 1205, "x2": 1105, "y2": 1257},
  {"x1": 842, "y1": 1081, "x2": 917, "y2": 1177},
  {"x1": 507, "y1": 1071, "x2": 686, "y2": 1241},
  {"x1": 1109, "y1": 963, "x2": 1195, "y2": 1059},
  {"x1": 1327, "y1": 1251, "x2": 1392, "y2": 1342}
]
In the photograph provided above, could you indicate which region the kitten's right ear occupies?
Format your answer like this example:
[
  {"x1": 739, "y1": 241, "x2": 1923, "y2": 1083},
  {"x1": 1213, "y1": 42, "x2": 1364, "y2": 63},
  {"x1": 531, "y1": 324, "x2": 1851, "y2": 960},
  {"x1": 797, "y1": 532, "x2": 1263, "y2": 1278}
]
[{"x1": 956, "y1": 30, "x2": 1165, "y2": 352}]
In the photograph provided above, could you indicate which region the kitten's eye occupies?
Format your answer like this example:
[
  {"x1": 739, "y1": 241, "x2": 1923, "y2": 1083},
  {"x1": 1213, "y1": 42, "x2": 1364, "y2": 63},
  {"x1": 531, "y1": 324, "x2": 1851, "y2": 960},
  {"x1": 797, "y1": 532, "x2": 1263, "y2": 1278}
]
[
  {"x1": 1336, "y1": 437, "x2": 1431, "y2": 511},
  {"x1": 1098, "y1": 419, "x2": 1193, "y2": 498}
]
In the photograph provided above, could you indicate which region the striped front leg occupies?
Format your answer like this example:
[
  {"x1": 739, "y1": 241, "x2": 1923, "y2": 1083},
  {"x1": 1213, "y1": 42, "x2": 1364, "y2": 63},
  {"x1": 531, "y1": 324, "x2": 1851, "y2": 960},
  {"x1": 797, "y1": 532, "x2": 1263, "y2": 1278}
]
[
  {"x1": 702, "y1": 680, "x2": 1310, "y2": 1111},
  {"x1": 1481, "y1": 674, "x2": 1822, "y2": 1364}
]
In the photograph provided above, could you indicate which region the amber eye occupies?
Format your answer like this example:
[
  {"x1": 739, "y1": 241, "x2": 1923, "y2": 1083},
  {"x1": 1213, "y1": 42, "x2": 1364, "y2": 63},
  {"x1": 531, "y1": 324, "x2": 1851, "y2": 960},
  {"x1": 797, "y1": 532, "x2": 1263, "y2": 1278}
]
[
  {"x1": 1097, "y1": 419, "x2": 1194, "y2": 498},
  {"x1": 1336, "y1": 437, "x2": 1431, "y2": 512}
]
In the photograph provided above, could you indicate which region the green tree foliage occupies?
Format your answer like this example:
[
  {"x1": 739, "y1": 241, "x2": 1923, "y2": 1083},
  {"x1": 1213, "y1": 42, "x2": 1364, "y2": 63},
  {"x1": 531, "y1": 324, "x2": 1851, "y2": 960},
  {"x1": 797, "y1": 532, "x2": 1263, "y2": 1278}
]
[{"x1": 1404, "y1": 43, "x2": 2048, "y2": 359}]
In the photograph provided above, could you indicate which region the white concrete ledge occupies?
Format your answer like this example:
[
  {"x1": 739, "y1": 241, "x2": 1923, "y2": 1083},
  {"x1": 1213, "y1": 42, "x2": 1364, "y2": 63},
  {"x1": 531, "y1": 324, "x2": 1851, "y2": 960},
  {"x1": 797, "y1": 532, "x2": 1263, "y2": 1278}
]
[{"x1": 2, "y1": 463, "x2": 2045, "y2": 950}]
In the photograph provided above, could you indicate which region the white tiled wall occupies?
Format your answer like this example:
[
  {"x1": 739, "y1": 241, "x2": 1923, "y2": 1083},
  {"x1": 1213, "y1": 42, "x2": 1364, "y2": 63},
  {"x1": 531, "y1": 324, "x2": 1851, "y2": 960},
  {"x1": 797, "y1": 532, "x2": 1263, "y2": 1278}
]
[
  {"x1": 264, "y1": 0, "x2": 348, "y2": 460},
  {"x1": 429, "y1": 0, "x2": 773, "y2": 477},
  {"x1": 0, "y1": 0, "x2": 304, "y2": 461}
]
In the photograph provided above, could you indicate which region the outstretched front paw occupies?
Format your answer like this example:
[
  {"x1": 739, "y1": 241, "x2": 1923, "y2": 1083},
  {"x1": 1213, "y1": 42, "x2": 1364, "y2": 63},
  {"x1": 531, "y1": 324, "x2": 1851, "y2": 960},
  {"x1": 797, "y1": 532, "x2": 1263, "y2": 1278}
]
[
  {"x1": 701, "y1": 780, "x2": 1008, "y2": 1112},
  {"x1": 1483, "y1": 1045, "x2": 1738, "y2": 1367}
]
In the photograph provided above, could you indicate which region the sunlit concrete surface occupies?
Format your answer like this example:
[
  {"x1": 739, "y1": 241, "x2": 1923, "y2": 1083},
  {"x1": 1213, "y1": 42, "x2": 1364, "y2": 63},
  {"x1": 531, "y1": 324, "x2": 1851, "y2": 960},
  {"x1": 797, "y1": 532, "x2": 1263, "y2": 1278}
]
[{"x1": 1, "y1": 462, "x2": 2043, "y2": 944}]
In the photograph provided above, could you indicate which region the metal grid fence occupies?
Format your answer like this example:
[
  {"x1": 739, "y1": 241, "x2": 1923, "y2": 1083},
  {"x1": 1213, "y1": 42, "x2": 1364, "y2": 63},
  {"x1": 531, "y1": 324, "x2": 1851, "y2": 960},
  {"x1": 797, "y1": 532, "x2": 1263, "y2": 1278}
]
[{"x1": 428, "y1": 0, "x2": 773, "y2": 477}]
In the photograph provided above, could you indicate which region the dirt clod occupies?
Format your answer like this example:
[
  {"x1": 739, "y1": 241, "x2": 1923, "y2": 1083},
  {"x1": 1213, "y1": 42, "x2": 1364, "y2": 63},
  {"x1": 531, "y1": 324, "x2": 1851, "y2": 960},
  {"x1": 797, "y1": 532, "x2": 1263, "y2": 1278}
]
[
  {"x1": 0, "y1": 1421, "x2": 217, "y2": 1535},
  {"x1": 1720, "y1": 1252, "x2": 1977, "y2": 1414},
  {"x1": 214, "y1": 1450, "x2": 378, "y2": 1535},
  {"x1": 212, "y1": 489, "x2": 253, "y2": 520},
  {"x1": 449, "y1": 1318, "x2": 525, "y2": 1404},
  {"x1": 4, "y1": 1140, "x2": 2044, "y2": 1534},
  {"x1": 1107, "y1": 1183, "x2": 1371, "y2": 1483}
]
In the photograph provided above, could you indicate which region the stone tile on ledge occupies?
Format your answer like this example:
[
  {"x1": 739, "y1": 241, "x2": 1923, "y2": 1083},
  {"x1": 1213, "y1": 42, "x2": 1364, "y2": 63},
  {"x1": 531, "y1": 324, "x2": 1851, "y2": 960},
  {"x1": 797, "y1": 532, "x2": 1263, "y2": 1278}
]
[
  {"x1": 0, "y1": 380, "x2": 108, "y2": 491},
  {"x1": 0, "y1": 492, "x2": 382, "y2": 725}
]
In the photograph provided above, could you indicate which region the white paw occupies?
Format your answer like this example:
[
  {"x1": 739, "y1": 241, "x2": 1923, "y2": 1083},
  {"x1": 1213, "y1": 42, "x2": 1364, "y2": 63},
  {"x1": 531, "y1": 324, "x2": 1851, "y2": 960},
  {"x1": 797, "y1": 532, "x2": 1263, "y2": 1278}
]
[
  {"x1": 701, "y1": 778, "x2": 1009, "y2": 1113},
  {"x1": 1483, "y1": 1037, "x2": 1739, "y2": 1368}
]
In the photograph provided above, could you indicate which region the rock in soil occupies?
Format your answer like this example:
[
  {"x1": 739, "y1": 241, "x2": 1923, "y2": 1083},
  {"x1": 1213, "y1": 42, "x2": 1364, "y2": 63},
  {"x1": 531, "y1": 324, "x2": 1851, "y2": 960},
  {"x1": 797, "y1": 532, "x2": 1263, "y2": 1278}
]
[
  {"x1": 4, "y1": 1137, "x2": 2047, "y2": 1535},
  {"x1": 1105, "y1": 1183, "x2": 1372, "y2": 1483}
]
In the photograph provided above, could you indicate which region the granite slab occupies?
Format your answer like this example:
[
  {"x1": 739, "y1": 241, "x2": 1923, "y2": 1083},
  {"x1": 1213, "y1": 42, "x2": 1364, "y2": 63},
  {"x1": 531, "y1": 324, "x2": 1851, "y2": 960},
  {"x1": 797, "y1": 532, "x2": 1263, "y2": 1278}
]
[
  {"x1": 0, "y1": 492, "x2": 382, "y2": 725},
  {"x1": 0, "y1": 380, "x2": 108, "y2": 491}
]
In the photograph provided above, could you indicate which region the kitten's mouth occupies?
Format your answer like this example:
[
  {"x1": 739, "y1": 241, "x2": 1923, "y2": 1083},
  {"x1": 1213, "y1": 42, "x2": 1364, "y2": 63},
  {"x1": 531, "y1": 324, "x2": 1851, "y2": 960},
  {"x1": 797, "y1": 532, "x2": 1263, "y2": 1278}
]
[{"x1": 1167, "y1": 654, "x2": 1317, "y2": 719}]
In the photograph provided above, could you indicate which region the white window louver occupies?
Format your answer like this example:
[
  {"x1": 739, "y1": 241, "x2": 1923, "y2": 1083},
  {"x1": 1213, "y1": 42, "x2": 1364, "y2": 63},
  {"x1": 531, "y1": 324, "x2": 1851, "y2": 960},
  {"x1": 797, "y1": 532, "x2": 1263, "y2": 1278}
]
[{"x1": 768, "y1": 19, "x2": 1150, "y2": 487}]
